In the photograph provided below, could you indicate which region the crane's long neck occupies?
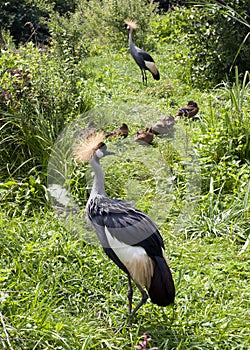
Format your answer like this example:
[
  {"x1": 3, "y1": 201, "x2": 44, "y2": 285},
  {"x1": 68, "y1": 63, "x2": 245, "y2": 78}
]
[
  {"x1": 128, "y1": 28, "x2": 134, "y2": 50},
  {"x1": 89, "y1": 156, "x2": 106, "y2": 197}
]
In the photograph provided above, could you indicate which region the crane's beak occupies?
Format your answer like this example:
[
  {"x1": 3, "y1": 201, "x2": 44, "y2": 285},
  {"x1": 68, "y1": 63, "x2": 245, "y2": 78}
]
[
  {"x1": 104, "y1": 150, "x2": 115, "y2": 157},
  {"x1": 95, "y1": 142, "x2": 115, "y2": 159},
  {"x1": 95, "y1": 145, "x2": 115, "y2": 159}
]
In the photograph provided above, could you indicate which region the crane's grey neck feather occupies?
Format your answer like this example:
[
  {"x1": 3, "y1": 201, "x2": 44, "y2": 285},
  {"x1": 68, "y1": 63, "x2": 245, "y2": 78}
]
[
  {"x1": 89, "y1": 155, "x2": 106, "y2": 198},
  {"x1": 129, "y1": 29, "x2": 134, "y2": 50}
]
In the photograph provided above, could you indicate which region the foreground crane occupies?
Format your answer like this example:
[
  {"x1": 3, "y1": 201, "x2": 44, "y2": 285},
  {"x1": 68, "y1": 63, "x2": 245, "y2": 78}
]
[
  {"x1": 74, "y1": 132, "x2": 175, "y2": 315},
  {"x1": 125, "y1": 19, "x2": 160, "y2": 85}
]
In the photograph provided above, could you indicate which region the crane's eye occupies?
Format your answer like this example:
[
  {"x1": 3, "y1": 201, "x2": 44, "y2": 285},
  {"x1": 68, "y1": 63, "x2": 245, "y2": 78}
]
[
  {"x1": 94, "y1": 142, "x2": 107, "y2": 158},
  {"x1": 97, "y1": 142, "x2": 106, "y2": 150}
]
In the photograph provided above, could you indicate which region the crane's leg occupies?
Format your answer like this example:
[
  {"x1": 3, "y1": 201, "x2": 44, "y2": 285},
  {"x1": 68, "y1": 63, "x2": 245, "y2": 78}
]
[
  {"x1": 141, "y1": 69, "x2": 147, "y2": 85},
  {"x1": 127, "y1": 275, "x2": 133, "y2": 314},
  {"x1": 141, "y1": 69, "x2": 144, "y2": 84},
  {"x1": 130, "y1": 283, "x2": 148, "y2": 315}
]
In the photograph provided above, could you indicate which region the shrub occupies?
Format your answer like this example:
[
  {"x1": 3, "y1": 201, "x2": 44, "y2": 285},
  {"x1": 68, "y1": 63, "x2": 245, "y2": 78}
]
[
  {"x1": 0, "y1": 38, "x2": 91, "y2": 183},
  {"x1": 186, "y1": 0, "x2": 250, "y2": 87},
  {"x1": 74, "y1": 0, "x2": 158, "y2": 51},
  {"x1": 0, "y1": 0, "x2": 53, "y2": 45},
  {"x1": 48, "y1": 10, "x2": 91, "y2": 63},
  {"x1": 151, "y1": 1, "x2": 250, "y2": 87},
  {"x1": 0, "y1": 0, "x2": 77, "y2": 46}
]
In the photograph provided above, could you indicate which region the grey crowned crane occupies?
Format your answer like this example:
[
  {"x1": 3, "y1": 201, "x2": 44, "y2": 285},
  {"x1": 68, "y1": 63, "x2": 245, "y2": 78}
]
[
  {"x1": 74, "y1": 132, "x2": 175, "y2": 315},
  {"x1": 125, "y1": 19, "x2": 160, "y2": 85}
]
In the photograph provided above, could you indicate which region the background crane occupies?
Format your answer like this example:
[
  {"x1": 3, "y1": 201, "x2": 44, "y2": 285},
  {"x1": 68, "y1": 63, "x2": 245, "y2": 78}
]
[
  {"x1": 74, "y1": 132, "x2": 175, "y2": 315},
  {"x1": 125, "y1": 19, "x2": 160, "y2": 85}
]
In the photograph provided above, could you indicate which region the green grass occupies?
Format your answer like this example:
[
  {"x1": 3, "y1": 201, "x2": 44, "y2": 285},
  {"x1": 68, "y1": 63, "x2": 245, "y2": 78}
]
[{"x1": 0, "y1": 212, "x2": 249, "y2": 349}]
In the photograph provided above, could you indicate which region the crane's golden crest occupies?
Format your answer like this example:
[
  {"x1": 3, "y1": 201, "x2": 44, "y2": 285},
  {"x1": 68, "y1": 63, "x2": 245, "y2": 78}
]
[
  {"x1": 124, "y1": 19, "x2": 137, "y2": 30},
  {"x1": 73, "y1": 131, "x2": 105, "y2": 163}
]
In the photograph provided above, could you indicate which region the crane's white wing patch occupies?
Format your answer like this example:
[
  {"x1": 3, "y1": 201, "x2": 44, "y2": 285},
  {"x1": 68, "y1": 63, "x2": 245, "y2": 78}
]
[
  {"x1": 145, "y1": 61, "x2": 158, "y2": 75},
  {"x1": 105, "y1": 227, "x2": 154, "y2": 289}
]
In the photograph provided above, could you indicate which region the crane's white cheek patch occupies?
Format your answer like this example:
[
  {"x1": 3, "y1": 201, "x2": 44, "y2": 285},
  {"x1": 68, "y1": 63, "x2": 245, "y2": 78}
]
[
  {"x1": 145, "y1": 61, "x2": 158, "y2": 75},
  {"x1": 105, "y1": 227, "x2": 154, "y2": 289}
]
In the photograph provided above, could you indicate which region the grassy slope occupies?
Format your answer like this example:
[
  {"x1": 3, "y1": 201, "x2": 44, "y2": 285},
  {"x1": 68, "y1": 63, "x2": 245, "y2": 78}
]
[
  {"x1": 1, "y1": 43, "x2": 250, "y2": 349},
  {"x1": 1, "y1": 212, "x2": 249, "y2": 349}
]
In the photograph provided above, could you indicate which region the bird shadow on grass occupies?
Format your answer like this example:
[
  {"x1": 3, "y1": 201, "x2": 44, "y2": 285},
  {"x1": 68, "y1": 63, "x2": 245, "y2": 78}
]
[
  {"x1": 113, "y1": 305, "x2": 184, "y2": 349},
  {"x1": 133, "y1": 321, "x2": 183, "y2": 349},
  {"x1": 132, "y1": 313, "x2": 178, "y2": 350},
  {"x1": 112, "y1": 301, "x2": 208, "y2": 350}
]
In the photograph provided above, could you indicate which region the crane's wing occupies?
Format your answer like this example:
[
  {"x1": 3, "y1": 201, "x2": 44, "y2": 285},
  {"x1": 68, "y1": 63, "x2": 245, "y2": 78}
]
[
  {"x1": 135, "y1": 46, "x2": 160, "y2": 80},
  {"x1": 136, "y1": 46, "x2": 155, "y2": 63},
  {"x1": 87, "y1": 196, "x2": 164, "y2": 256}
]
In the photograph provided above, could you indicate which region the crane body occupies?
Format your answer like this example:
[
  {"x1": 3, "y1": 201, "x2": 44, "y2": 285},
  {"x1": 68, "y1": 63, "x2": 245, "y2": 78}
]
[{"x1": 74, "y1": 135, "x2": 175, "y2": 315}]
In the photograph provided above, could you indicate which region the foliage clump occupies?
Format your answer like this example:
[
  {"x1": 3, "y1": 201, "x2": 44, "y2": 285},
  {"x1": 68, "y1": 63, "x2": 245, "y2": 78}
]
[
  {"x1": 151, "y1": 0, "x2": 250, "y2": 87},
  {"x1": 0, "y1": 0, "x2": 76, "y2": 45},
  {"x1": 0, "y1": 39, "x2": 91, "y2": 206}
]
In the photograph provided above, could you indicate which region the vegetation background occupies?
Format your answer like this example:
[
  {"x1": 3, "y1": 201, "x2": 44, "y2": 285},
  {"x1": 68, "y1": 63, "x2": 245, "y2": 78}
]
[{"x1": 0, "y1": 0, "x2": 249, "y2": 349}]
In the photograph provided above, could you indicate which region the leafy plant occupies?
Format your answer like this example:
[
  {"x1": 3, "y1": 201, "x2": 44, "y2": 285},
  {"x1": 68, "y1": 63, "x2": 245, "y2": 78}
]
[
  {"x1": 186, "y1": 0, "x2": 250, "y2": 86},
  {"x1": 0, "y1": 39, "x2": 91, "y2": 180},
  {"x1": 75, "y1": 0, "x2": 158, "y2": 51},
  {"x1": 152, "y1": 1, "x2": 250, "y2": 87},
  {"x1": 0, "y1": 177, "x2": 48, "y2": 216}
]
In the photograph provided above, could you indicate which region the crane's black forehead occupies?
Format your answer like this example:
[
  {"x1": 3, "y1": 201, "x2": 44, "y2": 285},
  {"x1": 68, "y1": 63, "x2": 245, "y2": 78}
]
[{"x1": 97, "y1": 142, "x2": 106, "y2": 149}]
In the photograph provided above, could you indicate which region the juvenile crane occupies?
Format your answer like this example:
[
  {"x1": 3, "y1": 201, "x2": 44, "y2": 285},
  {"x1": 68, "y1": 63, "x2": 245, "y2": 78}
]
[
  {"x1": 175, "y1": 100, "x2": 199, "y2": 120},
  {"x1": 147, "y1": 115, "x2": 175, "y2": 136},
  {"x1": 134, "y1": 129, "x2": 154, "y2": 145},
  {"x1": 125, "y1": 19, "x2": 160, "y2": 85},
  {"x1": 74, "y1": 132, "x2": 175, "y2": 315},
  {"x1": 105, "y1": 123, "x2": 129, "y2": 139}
]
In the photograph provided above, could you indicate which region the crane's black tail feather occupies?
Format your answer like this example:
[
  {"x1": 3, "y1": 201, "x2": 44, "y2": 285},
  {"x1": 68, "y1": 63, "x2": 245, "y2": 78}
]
[
  {"x1": 148, "y1": 256, "x2": 175, "y2": 306},
  {"x1": 152, "y1": 71, "x2": 160, "y2": 80}
]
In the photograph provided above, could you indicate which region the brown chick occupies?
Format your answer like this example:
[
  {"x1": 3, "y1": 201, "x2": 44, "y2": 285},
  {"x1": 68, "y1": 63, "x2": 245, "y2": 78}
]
[
  {"x1": 134, "y1": 130, "x2": 154, "y2": 145},
  {"x1": 106, "y1": 123, "x2": 129, "y2": 139},
  {"x1": 148, "y1": 115, "x2": 175, "y2": 135},
  {"x1": 175, "y1": 100, "x2": 199, "y2": 119},
  {"x1": 77, "y1": 121, "x2": 96, "y2": 139}
]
